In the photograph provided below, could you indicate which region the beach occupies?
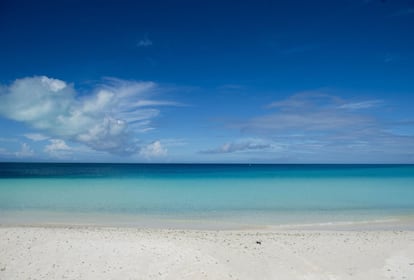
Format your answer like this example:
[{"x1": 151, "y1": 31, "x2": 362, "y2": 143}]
[
  {"x1": 1, "y1": 225, "x2": 414, "y2": 280},
  {"x1": 1, "y1": 164, "x2": 414, "y2": 279}
]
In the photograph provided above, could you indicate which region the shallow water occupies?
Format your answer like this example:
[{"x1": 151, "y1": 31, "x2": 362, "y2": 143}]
[{"x1": 1, "y1": 163, "x2": 413, "y2": 228}]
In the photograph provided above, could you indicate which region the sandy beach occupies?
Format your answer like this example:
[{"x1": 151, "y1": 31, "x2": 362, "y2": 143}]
[{"x1": 1, "y1": 226, "x2": 413, "y2": 280}]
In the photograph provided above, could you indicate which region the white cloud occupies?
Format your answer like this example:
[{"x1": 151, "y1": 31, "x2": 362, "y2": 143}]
[
  {"x1": 339, "y1": 100, "x2": 383, "y2": 110},
  {"x1": 40, "y1": 76, "x2": 66, "y2": 91},
  {"x1": 15, "y1": 143, "x2": 34, "y2": 158},
  {"x1": 0, "y1": 76, "x2": 176, "y2": 155},
  {"x1": 0, "y1": 76, "x2": 74, "y2": 124},
  {"x1": 201, "y1": 139, "x2": 276, "y2": 154},
  {"x1": 44, "y1": 139, "x2": 72, "y2": 159},
  {"x1": 137, "y1": 38, "x2": 153, "y2": 47},
  {"x1": 24, "y1": 133, "x2": 49, "y2": 141},
  {"x1": 140, "y1": 140, "x2": 167, "y2": 158}
]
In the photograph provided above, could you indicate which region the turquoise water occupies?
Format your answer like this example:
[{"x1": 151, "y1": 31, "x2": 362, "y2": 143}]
[{"x1": 0, "y1": 163, "x2": 414, "y2": 228}]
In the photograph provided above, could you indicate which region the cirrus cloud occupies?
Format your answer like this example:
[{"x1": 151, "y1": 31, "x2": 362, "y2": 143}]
[
  {"x1": 23, "y1": 133, "x2": 49, "y2": 141},
  {"x1": 204, "y1": 91, "x2": 414, "y2": 162},
  {"x1": 245, "y1": 91, "x2": 380, "y2": 134}
]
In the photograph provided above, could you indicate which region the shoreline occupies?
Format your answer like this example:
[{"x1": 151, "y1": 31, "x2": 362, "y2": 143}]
[
  {"x1": 1, "y1": 218, "x2": 414, "y2": 231},
  {"x1": 1, "y1": 225, "x2": 414, "y2": 279},
  {"x1": 2, "y1": 208, "x2": 414, "y2": 231}
]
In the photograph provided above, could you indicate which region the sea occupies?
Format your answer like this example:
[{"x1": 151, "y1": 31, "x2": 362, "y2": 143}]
[{"x1": 0, "y1": 163, "x2": 414, "y2": 229}]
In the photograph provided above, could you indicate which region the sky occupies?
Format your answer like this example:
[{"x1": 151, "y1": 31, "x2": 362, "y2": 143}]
[{"x1": 0, "y1": 0, "x2": 413, "y2": 163}]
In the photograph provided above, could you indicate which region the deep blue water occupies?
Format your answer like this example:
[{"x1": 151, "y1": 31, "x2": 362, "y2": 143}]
[{"x1": 0, "y1": 163, "x2": 413, "y2": 227}]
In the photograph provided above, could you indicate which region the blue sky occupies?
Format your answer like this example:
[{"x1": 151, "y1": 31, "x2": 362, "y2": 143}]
[{"x1": 0, "y1": 0, "x2": 413, "y2": 163}]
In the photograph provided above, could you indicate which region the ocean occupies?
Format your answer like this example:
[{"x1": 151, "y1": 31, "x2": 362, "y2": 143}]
[{"x1": 0, "y1": 163, "x2": 413, "y2": 229}]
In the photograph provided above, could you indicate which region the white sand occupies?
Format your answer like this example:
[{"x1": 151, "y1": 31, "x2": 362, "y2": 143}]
[{"x1": 1, "y1": 226, "x2": 414, "y2": 280}]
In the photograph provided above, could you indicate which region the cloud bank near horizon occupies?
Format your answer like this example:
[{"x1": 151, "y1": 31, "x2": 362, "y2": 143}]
[{"x1": 201, "y1": 91, "x2": 414, "y2": 162}]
